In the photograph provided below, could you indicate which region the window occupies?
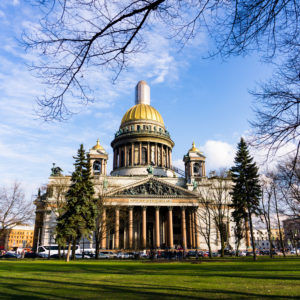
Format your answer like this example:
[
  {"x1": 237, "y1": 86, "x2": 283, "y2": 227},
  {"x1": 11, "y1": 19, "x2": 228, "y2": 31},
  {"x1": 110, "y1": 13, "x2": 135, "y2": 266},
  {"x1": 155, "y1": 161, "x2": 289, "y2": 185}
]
[
  {"x1": 193, "y1": 163, "x2": 202, "y2": 176},
  {"x1": 93, "y1": 160, "x2": 101, "y2": 174},
  {"x1": 142, "y1": 147, "x2": 147, "y2": 165},
  {"x1": 120, "y1": 150, "x2": 125, "y2": 167}
]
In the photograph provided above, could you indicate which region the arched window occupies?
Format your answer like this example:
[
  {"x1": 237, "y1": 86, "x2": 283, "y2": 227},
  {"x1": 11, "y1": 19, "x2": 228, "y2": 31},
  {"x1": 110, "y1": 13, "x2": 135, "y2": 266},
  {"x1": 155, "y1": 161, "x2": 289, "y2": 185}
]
[
  {"x1": 193, "y1": 163, "x2": 202, "y2": 176},
  {"x1": 142, "y1": 147, "x2": 147, "y2": 165},
  {"x1": 120, "y1": 150, "x2": 125, "y2": 167},
  {"x1": 93, "y1": 160, "x2": 101, "y2": 174}
]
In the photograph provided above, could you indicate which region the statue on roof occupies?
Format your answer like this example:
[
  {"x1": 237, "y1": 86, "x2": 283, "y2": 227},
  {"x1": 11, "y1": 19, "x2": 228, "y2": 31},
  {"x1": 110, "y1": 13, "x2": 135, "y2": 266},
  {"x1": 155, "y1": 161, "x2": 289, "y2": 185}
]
[{"x1": 51, "y1": 163, "x2": 63, "y2": 176}]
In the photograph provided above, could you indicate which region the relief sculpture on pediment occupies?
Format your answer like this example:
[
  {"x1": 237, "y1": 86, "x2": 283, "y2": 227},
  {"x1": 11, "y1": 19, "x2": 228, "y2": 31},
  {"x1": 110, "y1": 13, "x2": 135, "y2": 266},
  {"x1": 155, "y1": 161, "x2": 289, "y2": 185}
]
[{"x1": 118, "y1": 181, "x2": 184, "y2": 196}]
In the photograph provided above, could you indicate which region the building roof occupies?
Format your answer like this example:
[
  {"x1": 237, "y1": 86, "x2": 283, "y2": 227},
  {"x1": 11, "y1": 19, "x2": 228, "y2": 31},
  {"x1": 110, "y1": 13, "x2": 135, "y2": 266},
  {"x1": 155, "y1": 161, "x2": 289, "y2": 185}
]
[
  {"x1": 120, "y1": 103, "x2": 164, "y2": 127},
  {"x1": 91, "y1": 139, "x2": 105, "y2": 151},
  {"x1": 188, "y1": 142, "x2": 201, "y2": 153}
]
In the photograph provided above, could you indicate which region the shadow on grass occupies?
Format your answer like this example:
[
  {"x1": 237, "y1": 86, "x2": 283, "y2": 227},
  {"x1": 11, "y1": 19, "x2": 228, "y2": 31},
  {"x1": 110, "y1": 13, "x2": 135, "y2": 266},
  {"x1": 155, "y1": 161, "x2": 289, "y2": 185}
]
[{"x1": 0, "y1": 276, "x2": 297, "y2": 300}]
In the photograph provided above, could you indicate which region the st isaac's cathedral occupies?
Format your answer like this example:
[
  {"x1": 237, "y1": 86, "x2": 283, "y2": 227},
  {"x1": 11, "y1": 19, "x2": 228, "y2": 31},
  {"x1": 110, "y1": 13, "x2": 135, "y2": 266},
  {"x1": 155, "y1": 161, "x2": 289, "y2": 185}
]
[{"x1": 33, "y1": 81, "x2": 244, "y2": 251}]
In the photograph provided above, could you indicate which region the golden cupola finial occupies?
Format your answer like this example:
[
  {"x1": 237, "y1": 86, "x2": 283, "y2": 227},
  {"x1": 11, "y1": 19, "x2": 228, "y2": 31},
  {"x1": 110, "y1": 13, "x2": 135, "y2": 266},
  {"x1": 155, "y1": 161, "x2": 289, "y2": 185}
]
[
  {"x1": 189, "y1": 141, "x2": 200, "y2": 153},
  {"x1": 92, "y1": 138, "x2": 104, "y2": 150}
]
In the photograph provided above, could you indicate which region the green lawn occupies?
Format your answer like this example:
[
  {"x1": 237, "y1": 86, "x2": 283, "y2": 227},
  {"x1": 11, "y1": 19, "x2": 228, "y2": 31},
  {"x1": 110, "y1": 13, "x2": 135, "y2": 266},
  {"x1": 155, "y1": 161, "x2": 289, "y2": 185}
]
[{"x1": 0, "y1": 257, "x2": 300, "y2": 299}]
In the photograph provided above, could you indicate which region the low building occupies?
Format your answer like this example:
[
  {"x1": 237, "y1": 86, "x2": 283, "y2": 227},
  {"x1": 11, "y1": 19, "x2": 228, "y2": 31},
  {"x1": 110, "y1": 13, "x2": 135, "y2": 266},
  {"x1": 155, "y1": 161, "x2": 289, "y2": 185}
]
[
  {"x1": 253, "y1": 228, "x2": 284, "y2": 250},
  {"x1": 0, "y1": 225, "x2": 34, "y2": 250}
]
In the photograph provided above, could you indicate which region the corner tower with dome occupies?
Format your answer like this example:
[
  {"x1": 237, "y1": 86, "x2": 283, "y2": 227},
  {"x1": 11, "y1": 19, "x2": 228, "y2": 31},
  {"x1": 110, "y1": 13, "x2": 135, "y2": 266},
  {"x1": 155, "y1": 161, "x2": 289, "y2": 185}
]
[{"x1": 33, "y1": 81, "x2": 246, "y2": 253}]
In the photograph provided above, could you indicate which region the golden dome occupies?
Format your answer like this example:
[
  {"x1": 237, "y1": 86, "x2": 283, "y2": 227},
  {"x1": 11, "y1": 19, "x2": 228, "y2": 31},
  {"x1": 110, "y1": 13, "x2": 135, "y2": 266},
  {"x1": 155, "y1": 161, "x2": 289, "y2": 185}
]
[
  {"x1": 92, "y1": 139, "x2": 104, "y2": 151},
  {"x1": 189, "y1": 141, "x2": 201, "y2": 153},
  {"x1": 121, "y1": 104, "x2": 164, "y2": 126}
]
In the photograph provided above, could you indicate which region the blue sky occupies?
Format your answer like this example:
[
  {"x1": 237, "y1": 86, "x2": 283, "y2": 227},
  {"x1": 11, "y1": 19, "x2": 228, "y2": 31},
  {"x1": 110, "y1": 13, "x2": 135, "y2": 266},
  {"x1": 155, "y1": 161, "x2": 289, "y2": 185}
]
[{"x1": 0, "y1": 1, "x2": 289, "y2": 200}]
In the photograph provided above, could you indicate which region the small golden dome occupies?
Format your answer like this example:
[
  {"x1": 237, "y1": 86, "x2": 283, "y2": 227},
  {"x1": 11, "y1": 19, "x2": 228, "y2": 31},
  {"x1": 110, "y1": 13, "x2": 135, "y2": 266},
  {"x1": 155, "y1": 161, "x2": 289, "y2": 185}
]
[
  {"x1": 92, "y1": 139, "x2": 104, "y2": 151},
  {"x1": 189, "y1": 141, "x2": 200, "y2": 153},
  {"x1": 120, "y1": 104, "x2": 164, "y2": 127}
]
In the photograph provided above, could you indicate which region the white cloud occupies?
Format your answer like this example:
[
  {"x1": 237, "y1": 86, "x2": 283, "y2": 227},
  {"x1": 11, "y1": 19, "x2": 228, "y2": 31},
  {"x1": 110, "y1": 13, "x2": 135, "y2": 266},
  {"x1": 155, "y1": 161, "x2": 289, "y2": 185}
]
[{"x1": 201, "y1": 140, "x2": 236, "y2": 171}]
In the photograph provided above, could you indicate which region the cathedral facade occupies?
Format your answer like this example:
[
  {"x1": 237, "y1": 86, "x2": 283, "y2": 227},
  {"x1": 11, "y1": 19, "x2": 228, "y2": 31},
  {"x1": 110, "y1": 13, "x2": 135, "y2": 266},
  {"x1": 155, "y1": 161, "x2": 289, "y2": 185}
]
[{"x1": 33, "y1": 81, "x2": 245, "y2": 251}]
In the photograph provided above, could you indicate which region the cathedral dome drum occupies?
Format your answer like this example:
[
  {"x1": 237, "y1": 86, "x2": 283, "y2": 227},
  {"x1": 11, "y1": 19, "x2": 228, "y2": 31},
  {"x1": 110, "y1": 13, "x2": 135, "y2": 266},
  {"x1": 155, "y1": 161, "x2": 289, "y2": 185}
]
[{"x1": 111, "y1": 81, "x2": 174, "y2": 177}]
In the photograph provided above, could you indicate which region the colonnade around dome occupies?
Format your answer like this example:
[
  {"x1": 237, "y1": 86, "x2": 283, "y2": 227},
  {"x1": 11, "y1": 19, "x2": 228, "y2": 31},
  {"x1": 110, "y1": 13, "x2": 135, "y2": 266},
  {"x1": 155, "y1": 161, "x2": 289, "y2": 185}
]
[{"x1": 113, "y1": 142, "x2": 172, "y2": 170}]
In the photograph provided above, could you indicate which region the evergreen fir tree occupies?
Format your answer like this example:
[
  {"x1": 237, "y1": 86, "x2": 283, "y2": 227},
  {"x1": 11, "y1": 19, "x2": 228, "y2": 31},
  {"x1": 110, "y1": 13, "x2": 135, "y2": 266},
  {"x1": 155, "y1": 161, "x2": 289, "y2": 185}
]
[
  {"x1": 230, "y1": 138, "x2": 261, "y2": 261},
  {"x1": 56, "y1": 144, "x2": 96, "y2": 261}
]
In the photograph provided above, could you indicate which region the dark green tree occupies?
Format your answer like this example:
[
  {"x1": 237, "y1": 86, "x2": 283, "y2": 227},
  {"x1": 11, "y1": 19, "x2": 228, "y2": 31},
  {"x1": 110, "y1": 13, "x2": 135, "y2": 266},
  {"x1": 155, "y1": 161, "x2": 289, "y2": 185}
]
[
  {"x1": 56, "y1": 144, "x2": 96, "y2": 262},
  {"x1": 231, "y1": 138, "x2": 261, "y2": 261}
]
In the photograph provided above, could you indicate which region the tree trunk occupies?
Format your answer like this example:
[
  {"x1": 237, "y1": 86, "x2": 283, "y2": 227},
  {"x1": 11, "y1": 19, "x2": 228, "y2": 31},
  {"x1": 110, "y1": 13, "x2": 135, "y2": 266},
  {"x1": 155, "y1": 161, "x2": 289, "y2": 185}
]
[
  {"x1": 66, "y1": 242, "x2": 72, "y2": 262},
  {"x1": 95, "y1": 236, "x2": 100, "y2": 259},
  {"x1": 208, "y1": 235, "x2": 212, "y2": 259},
  {"x1": 220, "y1": 236, "x2": 225, "y2": 257},
  {"x1": 247, "y1": 209, "x2": 257, "y2": 261},
  {"x1": 236, "y1": 239, "x2": 240, "y2": 257},
  {"x1": 58, "y1": 245, "x2": 61, "y2": 259},
  {"x1": 274, "y1": 198, "x2": 286, "y2": 257},
  {"x1": 268, "y1": 234, "x2": 273, "y2": 258},
  {"x1": 71, "y1": 239, "x2": 76, "y2": 260},
  {"x1": 245, "y1": 220, "x2": 250, "y2": 249}
]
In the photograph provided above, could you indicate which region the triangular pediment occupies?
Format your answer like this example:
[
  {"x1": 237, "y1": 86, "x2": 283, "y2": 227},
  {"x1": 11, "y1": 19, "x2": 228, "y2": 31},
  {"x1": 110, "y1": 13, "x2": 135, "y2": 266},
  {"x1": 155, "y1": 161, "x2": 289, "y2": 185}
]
[{"x1": 106, "y1": 177, "x2": 198, "y2": 198}]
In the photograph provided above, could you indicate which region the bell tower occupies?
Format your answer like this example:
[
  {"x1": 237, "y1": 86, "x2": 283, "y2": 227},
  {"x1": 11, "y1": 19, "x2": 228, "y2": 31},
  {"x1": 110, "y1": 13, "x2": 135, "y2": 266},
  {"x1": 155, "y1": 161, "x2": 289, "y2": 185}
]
[
  {"x1": 183, "y1": 142, "x2": 206, "y2": 183},
  {"x1": 89, "y1": 139, "x2": 108, "y2": 176}
]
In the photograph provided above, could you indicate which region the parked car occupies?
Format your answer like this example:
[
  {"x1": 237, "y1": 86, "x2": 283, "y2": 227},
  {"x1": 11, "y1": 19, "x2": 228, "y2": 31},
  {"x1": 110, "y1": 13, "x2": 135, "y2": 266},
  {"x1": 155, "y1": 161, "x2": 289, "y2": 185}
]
[
  {"x1": 117, "y1": 252, "x2": 128, "y2": 259},
  {"x1": 0, "y1": 252, "x2": 20, "y2": 259},
  {"x1": 98, "y1": 252, "x2": 110, "y2": 259},
  {"x1": 100, "y1": 251, "x2": 116, "y2": 258},
  {"x1": 75, "y1": 253, "x2": 91, "y2": 259},
  {"x1": 187, "y1": 251, "x2": 196, "y2": 258},
  {"x1": 37, "y1": 245, "x2": 80, "y2": 258},
  {"x1": 25, "y1": 252, "x2": 41, "y2": 259}
]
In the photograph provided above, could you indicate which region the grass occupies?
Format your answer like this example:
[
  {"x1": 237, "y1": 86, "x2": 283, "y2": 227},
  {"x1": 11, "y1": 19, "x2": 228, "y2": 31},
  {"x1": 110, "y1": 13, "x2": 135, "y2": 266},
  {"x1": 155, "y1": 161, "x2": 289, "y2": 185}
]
[{"x1": 0, "y1": 257, "x2": 300, "y2": 299}]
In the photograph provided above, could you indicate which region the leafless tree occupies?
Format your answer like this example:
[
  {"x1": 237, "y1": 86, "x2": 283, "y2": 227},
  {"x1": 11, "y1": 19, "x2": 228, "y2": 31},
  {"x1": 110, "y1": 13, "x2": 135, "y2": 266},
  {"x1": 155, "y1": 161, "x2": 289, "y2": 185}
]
[
  {"x1": 0, "y1": 182, "x2": 34, "y2": 242},
  {"x1": 271, "y1": 174, "x2": 286, "y2": 256},
  {"x1": 250, "y1": 56, "x2": 300, "y2": 166},
  {"x1": 197, "y1": 169, "x2": 232, "y2": 257},
  {"x1": 197, "y1": 185, "x2": 213, "y2": 258},
  {"x1": 260, "y1": 174, "x2": 275, "y2": 258},
  {"x1": 277, "y1": 156, "x2": 300, "y2": 216},
  {"x1": 209, "y1": 169, "x2": 232, "y2": 257}
]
